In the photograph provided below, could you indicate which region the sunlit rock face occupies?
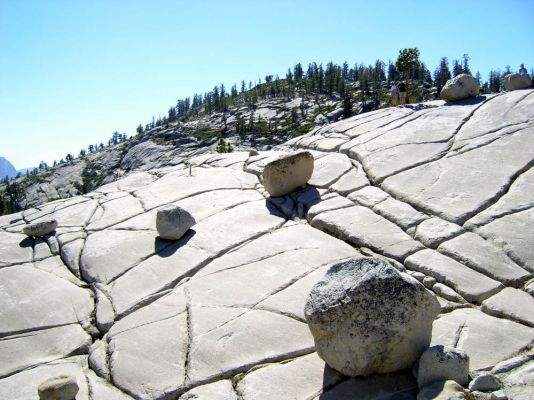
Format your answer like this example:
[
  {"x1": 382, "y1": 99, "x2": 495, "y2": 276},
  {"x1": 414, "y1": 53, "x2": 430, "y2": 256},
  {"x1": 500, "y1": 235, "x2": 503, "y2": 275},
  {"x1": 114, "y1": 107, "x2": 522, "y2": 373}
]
[{"x1": 1, "y1": 90, "x2": 533, "y2": 399}]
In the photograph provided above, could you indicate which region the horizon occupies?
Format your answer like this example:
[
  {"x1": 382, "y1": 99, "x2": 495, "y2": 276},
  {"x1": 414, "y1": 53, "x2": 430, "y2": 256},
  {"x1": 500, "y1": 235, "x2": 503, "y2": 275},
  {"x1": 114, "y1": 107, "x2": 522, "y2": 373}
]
[{"x1": 1, "y1": 0, "x2": 533, "y2": 169}]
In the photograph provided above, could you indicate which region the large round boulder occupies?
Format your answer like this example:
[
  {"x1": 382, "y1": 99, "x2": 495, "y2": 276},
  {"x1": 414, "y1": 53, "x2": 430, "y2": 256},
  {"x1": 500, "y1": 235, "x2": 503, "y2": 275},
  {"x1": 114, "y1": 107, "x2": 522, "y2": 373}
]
[
  {"x1": 504, "y1": 73, "x2": 532, "y2": 91},
  {"x1": 304, "y1": 257, "x2": 441, "y2": 376},
  {"x1": 23, "y1": 219, "x2": 58, "y2": 237},
  {"x1": 156, "y1": 205, "x2": 196, "y2": 240},
  {"x1": 262, "y1": 151, "x2": 314, "y2": 197},
  {"x1": 440, "y1": 74, "x2": 480, "y2": 102}
]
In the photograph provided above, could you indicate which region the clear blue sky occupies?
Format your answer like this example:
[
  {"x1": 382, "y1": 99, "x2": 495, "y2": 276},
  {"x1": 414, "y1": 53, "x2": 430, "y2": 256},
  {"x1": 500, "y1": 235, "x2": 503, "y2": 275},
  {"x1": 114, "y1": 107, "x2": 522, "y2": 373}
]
[{"x1": 1, "y1": 0, "x2": 533, "y2": 169}]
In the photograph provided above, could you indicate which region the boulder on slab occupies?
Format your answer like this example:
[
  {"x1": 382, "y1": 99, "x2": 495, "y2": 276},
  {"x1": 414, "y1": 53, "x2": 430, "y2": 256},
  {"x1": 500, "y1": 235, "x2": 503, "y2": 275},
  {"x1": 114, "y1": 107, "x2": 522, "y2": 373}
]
[
  {"x1": 249, "y1": 148, "x2": 259, "y2": 157},
  {"x1": 440, "y1": 74, "x2": 480, "y2": 102},
  {"x1": 37, "y1": 374, "x2": 79, "y2": 400},
  {"x1": 23, "y1": 219, "x2": 57, "y2": 237},
  {"x1": 156, "y1": 205, "x2": 196, "y2": 240},
  {"x1": 504, "y1": 73, "x2": 532, "y2": 91},
  {"x1": 262, "y1": 151, "x2": 314, "y2": 197},
  {"x1": 417, "y1": 345, "x2": 470, "y2": 387},
  {"x1": 304, "y1": 257, "x2": 440, "y2": 376},
  {"x1": 468, "y1": 372, "x2": 501, "y2": 392}
]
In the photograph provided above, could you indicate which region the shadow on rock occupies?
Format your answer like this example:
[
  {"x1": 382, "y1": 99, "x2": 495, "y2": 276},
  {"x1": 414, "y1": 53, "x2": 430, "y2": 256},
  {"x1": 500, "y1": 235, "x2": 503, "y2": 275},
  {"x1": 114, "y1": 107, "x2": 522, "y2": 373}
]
[
  {"x1": 319, "y1": 367, "x2": 418, "y2": 399},
  {"x1": 154, "y1": 229, "x2": 196, "y2": 257},
  {"x1": 18, "y1": 237, "x2": 33, "y2": 249},
  {"x1": 443, "y1": 95, "x2": 487, "y2": 106}
]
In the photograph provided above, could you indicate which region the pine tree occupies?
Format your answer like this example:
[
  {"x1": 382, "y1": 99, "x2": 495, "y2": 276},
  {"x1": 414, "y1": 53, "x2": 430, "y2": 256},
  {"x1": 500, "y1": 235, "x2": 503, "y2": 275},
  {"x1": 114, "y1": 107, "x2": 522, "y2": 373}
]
[
  {"x1": 462, "y1": 54, "x2": 471, "y2": 75},
  {"x1": 452, "y1": 59, "x2": 462, "y2": 77}
]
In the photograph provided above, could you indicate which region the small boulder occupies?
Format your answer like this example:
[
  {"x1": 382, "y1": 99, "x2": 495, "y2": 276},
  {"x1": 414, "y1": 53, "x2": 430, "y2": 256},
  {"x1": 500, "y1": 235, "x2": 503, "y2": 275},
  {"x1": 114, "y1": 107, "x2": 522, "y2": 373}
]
[
  {"x1": 156, "y1": 205, "x2": 196, "y2": 240},
  {"x1": 440, "y1": 74, "x2": 480, "y2": 102},
  {"x1": 23, "y1": 219, "x2": 58, "y2": 237},
  {"x1": 468, "y1": 373, "x2": 501, "y2": 392},
  {"x1": 38, "y1": 375, "x2": 79, "y2": 400},
  {"x1": 418, "y1": 345, "x2": 470, "y2": 387},
  {"x1": 262, "y1": 151, "x2": 314, "y2": 197},
  {"x1": 417, "y1": 380, "x2": 466, "y2": 400},
  {"x1": 504, "y1": 73, "x2": 532, "y2": 91},
  {"x1": 304, "y1": 257, "x2": 440, "y2": 376},
  {"x1": 249, "y1": 149, "x2": 259, "y2": 157}
]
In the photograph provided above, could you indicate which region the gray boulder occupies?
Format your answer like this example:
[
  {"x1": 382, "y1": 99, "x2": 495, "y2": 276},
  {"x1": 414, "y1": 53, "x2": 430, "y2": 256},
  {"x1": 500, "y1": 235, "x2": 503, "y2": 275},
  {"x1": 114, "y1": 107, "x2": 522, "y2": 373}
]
[
  {"x1": 249, "y1": 149, "x2": 259, "y2": 156},
  {"x1": 440, "y1": 74, "x2": 480, "y2": 102},
  {"x1": 417, "y1": 345, "x2": 470, "y2": 387},
  {"x1": 156, "y1": 205, "x2": 196, "y2": 240},
  {"x1": 504, "y1": 73, "x2": 532, "y2": 91},
  {"x1": 37, "y1": 375, "x2": 79, "y2": 400},
  {"x1": 262, "y1": 151, "x2": 314, "y2": 197},
  {"x1": 468, "y1": 373, "x2": 501, "y2": 392},
  {"x1": 23, "y1": 219, "x2": 58, "y2": 237},
  {"x1": 304, "y1": 257, "x2": 440, "y2": 376}
]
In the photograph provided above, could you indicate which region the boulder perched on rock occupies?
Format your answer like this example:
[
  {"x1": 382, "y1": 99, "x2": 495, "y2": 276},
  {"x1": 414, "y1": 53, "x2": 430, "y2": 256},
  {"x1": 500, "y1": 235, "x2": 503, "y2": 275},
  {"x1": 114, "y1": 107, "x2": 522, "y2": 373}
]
[
  {"x1": 156, "y1": 205, "x2": 196, "y2": 240},
  {"x1": 23, "y1": 219, "x2": 57, "y2": 237},
  {"x1": 262, "y1": 151, "x2": 314, "y2": 197},
  {"x1": 504, "y1": 73, "x2": 532, "y2": 91},
  {"x1": 37, "y1": 375, "x2": 79, "y2": 400},
  {"x1": 440, "y1": 74, "x2": 480, "y2": 102},
  {"x1": 304, "y1": 257, "x2": 441, "y2": 376},
  {"x1": 249, "y1": 148, "x2": 259, "y2": 156},
  {"x1": 417, "y1": 345, "x2": 470, "y2": 387},
  {"x1": 468, "y1": 372, "x2": 501, "y2": 392}
]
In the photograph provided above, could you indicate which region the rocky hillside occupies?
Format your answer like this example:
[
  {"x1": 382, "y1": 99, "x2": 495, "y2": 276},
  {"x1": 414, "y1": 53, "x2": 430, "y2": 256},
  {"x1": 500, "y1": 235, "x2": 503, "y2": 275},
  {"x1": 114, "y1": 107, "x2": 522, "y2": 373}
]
[
  {"x1": 1, "y1": 89, "x2": 533, "y2": 399},
  {"x1": 0, "y1": 79, "x2": 437, "y2": 213}
]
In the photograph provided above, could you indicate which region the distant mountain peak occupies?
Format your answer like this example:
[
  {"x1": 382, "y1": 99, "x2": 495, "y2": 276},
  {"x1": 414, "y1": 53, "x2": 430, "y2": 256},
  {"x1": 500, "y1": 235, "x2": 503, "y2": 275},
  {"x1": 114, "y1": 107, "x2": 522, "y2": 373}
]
[{"x1": 0, "y1": 157, "x2": 17, "y2": 179}]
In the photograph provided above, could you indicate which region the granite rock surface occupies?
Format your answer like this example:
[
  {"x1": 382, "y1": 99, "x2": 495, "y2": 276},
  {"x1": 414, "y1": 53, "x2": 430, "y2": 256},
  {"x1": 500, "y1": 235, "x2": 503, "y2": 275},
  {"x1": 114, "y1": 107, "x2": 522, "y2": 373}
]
[{"x1": 1, "y1": 91, "x2": 533, "y2": 399}]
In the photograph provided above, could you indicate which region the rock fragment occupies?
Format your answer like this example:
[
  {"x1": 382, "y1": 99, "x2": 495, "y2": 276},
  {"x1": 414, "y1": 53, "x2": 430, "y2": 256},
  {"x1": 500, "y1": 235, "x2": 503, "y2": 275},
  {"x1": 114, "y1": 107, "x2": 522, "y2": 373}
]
[
  {"x1": 440, "y1": 74, "x2": 480, "y2": 101},
  {"x1": 37, "y1": 374, "x2": 79, "y2": 400},
  {"x1": 23, "y1": 219, "x2": 58, "y2": 237},
  {"x1": 504, "y1": 73, "x2": 532, "y2": 91},
  {"x1": 417, "y1": 380, "x2": 466, "y2": 400},
  {"x1": 156, "y1": 205, "x2": 196, "y2": 240},
  {"x1": 262, "y1": 151, "x2": 314, "y2": 197},
  {"x1": 304, "y1": 257, "x2": 440, "y2": 376},
  {"x1": 417, "y1": 345, "x2": 470, "y2": 387}
]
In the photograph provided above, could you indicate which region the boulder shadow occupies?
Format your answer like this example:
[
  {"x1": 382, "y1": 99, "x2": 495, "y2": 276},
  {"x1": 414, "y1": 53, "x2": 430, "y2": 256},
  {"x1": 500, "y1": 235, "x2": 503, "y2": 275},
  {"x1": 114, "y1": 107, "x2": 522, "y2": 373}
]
[
  {"x1": 264, "y1": 186, "x2": 322, "y2": 219},
  {"x1": 318, "y1": 365, "x2": 419, "y2": 399},
  {"x1": 18, "y1": 237, "x2": 33, "y2": 249},
  {"x1": 443, "y1": 95, "x2": 487, "y2": 106},
  {"x1": 153, "y1": 229, "x2": 196, "y2": 258}
]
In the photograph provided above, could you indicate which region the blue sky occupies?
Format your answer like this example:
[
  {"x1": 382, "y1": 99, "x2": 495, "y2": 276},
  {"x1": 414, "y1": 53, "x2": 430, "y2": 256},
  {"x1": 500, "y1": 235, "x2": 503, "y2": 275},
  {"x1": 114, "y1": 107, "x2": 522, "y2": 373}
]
[{"x1": 1, "y1": 0, "x2": 533, "y2": 169}]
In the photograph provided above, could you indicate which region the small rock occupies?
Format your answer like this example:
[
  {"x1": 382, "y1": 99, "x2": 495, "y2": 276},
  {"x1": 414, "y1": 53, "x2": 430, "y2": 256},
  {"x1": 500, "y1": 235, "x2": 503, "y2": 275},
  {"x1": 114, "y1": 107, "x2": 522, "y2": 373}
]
[
  {"x1": 468, "y1": 373, "x2": 501, "y2": 392},
  {"x1": 440, "y1": 74, "x2": 480, "y2": 102},
  {"x1": 432, "y1": 283, "x2": 467, "y2": 303},
  {"x1": 504, "y1": 73, "x2": 532, "y2": 91},
  {"x1": 23, "y1": 219, "x2": 58, "y2": 237},
  {"x1": 262, "y1": 151, "x2": 314, "y2": 197},
  {"x1": 156, "y1": 205, "x2": 196, "y2": 240},
  {"x1": 418, "y1": 345, "x2": 470, "y2": 387},
  {"x1": 249, "y1": 149, "x2": 259, "y2": 157},
  {"x1": 423, "y1": 276, "x2": 437, "y2": 289},
  {"x1": 490, "y1": 390, "x2": 508, "y2": 400},
  {"x1": 38, "y1": 375, "x2": 79, "y2": 400},
  {"x1": 417, "y1": 380, "x2": 466, "y2": 400},
  {"x1": 304, "y1": 257, "x2": 440, "y2": 376}
]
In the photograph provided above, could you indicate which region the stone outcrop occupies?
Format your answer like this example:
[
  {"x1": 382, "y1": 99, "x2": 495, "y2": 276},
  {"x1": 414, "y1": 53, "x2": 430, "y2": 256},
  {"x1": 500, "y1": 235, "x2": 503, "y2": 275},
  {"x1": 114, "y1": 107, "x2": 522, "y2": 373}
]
[
  {"x1": 504, "y1": 73, "x2": 532, "y2": 91},
  {"x1": 261, "y1": 151, "x2": 314, "y2": 196},
  {"x1": 1, "y1": 90, "x2": 534, "y2": 399},
  {"x1": 440, "y1": 73, "x2": 480, "y2": 101},
  {"x1": 156, "y1": 205, "x2": 196, "y2": 240},
  {"x1": 23, "y1": 219, "x2": 58, "y2": 237},
  {"x1": 304, "y1": 257, "x2": 440, "y2": 376}
]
